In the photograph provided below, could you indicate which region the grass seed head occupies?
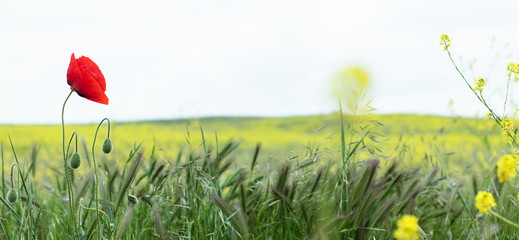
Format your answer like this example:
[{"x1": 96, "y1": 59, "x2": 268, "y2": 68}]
[{"x1": 128, "y1": 194, "x2": 138, "y2": 205}]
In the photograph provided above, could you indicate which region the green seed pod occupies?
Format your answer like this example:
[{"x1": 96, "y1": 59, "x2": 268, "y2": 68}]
[
  {"x1": 7, "y1": 188, "x2": 18, "y2": 203},
  {"x1": 128, "y1": 194, "x2": 139, "y2": 205},
  {"x1": 102, "y1": 138, "x2": 113, "y2": 154},
  {"x1": 69, "y1": 153, "x2": 82, "y2": 169}
]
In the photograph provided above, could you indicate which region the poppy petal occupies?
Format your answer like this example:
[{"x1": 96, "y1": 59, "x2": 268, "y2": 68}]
[
  {"x1": 76, "y1": 56, "x2": 106, "y2": 92},
  {"x1": 67, "y1": 53, "x2": 83, "y2": 88},
  {"x1": 74, "y1": 70, "x2": 109, "y2": 104}
]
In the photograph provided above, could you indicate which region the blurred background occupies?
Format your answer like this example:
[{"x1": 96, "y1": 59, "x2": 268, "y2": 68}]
[{"x1": 1, "y1": 0, "x2": 519, "y2": 124}]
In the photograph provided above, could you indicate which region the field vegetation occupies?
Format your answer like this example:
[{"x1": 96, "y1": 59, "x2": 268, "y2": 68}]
[
  {"x1": 0, "y1": 113, "x2": 507, "y2": 182},
  {"x1": 0, "y1": 35, "x2": 518, "y2": 239},
  {"x1": 0, "y1": 112, "x2": 513, "y2": 239}
]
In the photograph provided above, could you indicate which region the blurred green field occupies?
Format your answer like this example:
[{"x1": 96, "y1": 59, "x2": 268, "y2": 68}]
[{"x1": 0, "y1": 114, "x2": 510, "y2": 183}]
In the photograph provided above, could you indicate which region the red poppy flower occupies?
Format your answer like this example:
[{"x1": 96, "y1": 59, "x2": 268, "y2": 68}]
[{"x1": 67, "y1": 53, "x2": 109, "y2": 105}]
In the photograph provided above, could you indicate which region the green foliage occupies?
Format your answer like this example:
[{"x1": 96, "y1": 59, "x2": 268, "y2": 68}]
[{"x1": 0, "y1": 113, "x2": 514, "y2": 239}]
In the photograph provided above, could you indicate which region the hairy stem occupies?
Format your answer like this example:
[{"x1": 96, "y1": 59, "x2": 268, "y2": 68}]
[
  {"x1": 91, "y1": 118, "x2": 110, "y2": 240},
  {"x1": 62, "y1": 89, "x2": 79, "y2": 240}
]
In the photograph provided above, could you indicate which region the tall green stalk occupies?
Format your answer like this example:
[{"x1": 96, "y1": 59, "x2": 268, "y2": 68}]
[
  {"x1": 61, "y1": 89, "x2": 79, "y2": 240},
  {"x1": 91, "y1": 118, "x2": 111, "y2": 240}
]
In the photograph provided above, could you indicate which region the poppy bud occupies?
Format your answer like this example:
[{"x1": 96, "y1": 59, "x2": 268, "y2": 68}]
[
  {"x1": 102, "y1": 138, "x2": 112, "y2": 154},
  {"x1": 128, "y1": 194, "x2": 139, "y2": 205},
  {"x1": 7, "y1": 188, "x2": 18, "y2": 203},
  {"x1": 69, "y1": 153, "x2": 81, "y2": 169}
]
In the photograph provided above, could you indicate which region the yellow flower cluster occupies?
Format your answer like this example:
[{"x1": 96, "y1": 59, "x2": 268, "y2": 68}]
[
  {"x1": 475, "y1": 191, "x2": 496, "y2": 215},
  {"x1": 393, "y1": 215, "x2": 420, "y2": 240},
  {"x1": 497, "y1": 154, "x2": 518, "y2": 183},
  {"x1": 439, "y1": 34, "x2": 451, "y2": 51},
  {"x1": 502, "y1": 118, "x2": 515, "y2": 143},
  {"x1": 507, "y1": 63, "x2": 519, "y2": 82},
  {"x1": 473, "y1": 78, "x2": 486, "y2": 92}
]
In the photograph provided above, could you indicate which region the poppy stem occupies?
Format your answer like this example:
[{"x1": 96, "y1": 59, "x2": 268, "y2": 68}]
[
  {"x1": 10, "y1": 163, "x2": 19, "y2": 189},
  {"x1": 91, "y1": 117, "x2": 110, "y2": 240},
  {"x1": 65, "y1": 131, "x2": 78, "y2": 160},
  {"x1": 62, "y1": 89, "x2": 79, "y2": 240}
]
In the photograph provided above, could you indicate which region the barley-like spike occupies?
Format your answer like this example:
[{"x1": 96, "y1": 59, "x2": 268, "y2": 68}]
[
  {"x1": 308, "y1": 168, "x2": 323, "y2": 199},
  {"x1": 213, "y1": 195, "x2": 249, "y2": 238},
  {"x1": 115, "y1": 205, "x2": 134, "y2": 239},
  {"x1": 30, "y1": 143, "x2": 39, "y2": 177},
  {"x1": 250, "y1": 142, "x2": 261, "y2": 173},
  {"x1": 148, "y1": 157, "x2": 157, "y2": 178},
  {"x1": 107, "y1": 170, "x2": 119, "y2": 201},
  {"x1": 153, "y1": 200, "x2": 167, "y2": 240},
  {"x1": 239, "y1": 183, "x2": 246, "y2": 214},
  {"x1": 150, "y1": 163, "x2": 165, "y2": 184},
  {"x1": 115, "y1": 151, "x2": 144, "y2": 215},
  {"x1": 275, "y1": 163, "x2": 291, "y2": 192},
  {"x1": 74, "y1": 172, "x2": 94, "y2": 212}
]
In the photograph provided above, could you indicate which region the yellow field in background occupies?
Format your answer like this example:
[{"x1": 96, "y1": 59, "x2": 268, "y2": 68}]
[{"x1": 0, "y1": 114, "x2": 510, "y2": 182}]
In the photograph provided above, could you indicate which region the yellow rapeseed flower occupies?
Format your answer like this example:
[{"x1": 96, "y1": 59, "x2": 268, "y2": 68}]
[
  {"x1": 393, "y1": 215, "x2": 420, "y2": 240},
  {"x1": 502, "y1": 118, "x2": 513, "y2": 128},
  {"x1": 497, "y1": 154, "x2": 518, "y2": 182},
  {"x1": 502, "y1": 118, "x2": 515, "y2": 143},
  {"x1": 473, "y1": 78, "x2": 486, "y2": 92},
  {"x1": 475, "y1": 191, "x2": 496, "y2": 214},
  {"x1": 440, "y1": 34, "x2": 451, "y2": 51},
  {"x1": 508, "y1": 63, "x2": 519, "y2": 82}
]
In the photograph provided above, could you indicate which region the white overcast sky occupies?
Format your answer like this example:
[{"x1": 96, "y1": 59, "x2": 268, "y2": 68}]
[{"x1": 1, "y1": 0, "x2": 519, "y2": 124}]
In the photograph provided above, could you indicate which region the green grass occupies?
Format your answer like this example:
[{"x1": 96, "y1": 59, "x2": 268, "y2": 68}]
[{"x1": 0, "y1": 113, "x2": 516, "y2": 239}]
